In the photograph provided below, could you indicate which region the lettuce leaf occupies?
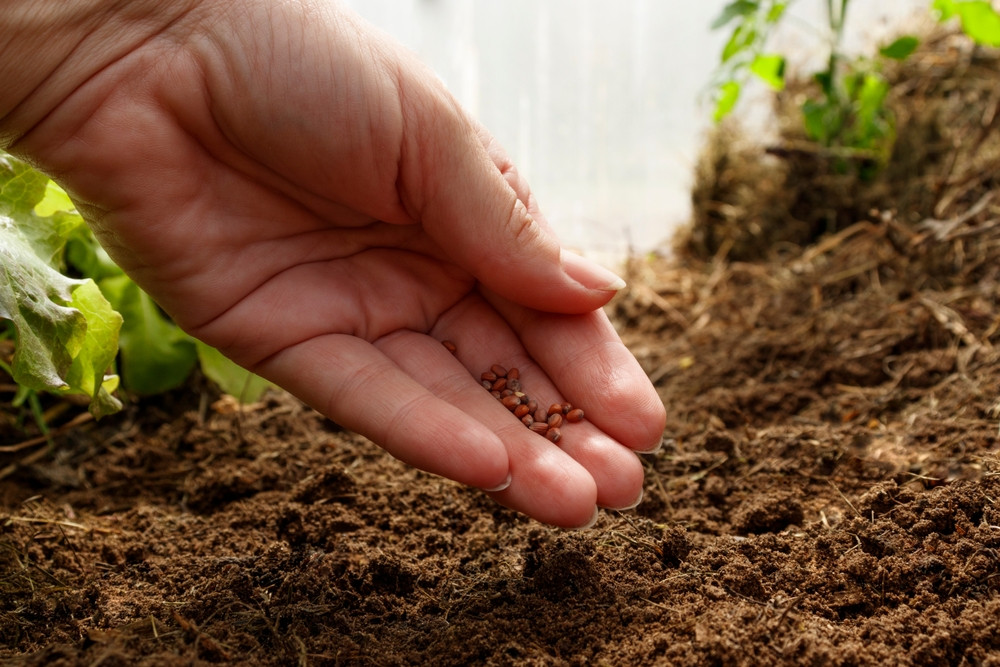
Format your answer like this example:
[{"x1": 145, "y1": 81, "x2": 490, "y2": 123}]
[{"x1": 0, "y1": 154, "x2": 122, "y2": 417}]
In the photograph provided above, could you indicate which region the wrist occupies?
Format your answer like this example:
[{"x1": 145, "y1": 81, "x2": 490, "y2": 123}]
[{"x1": 0, "y1": 0, "x2": 198, "y2": 149}]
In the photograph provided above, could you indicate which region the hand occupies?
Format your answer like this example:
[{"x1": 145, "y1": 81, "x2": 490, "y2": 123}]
[{"x1": 3, "y1": 0, "x2": 665, "y2": 527}]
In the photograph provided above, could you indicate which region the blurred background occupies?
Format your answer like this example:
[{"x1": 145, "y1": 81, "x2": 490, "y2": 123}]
[{"x1": 342, "y1": 0, "x2": 928, "y2": 260}]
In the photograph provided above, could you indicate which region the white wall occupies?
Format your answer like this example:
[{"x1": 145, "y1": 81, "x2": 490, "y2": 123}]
[{"x1": 342, "y1": 0, "x2": 929, "y2": 259}]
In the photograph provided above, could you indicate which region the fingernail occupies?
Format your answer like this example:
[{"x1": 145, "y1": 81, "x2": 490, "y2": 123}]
[
  {"x1": 561, "y1": 249, "x2": 626, "y2": 292},
  {"x1": 569, "y1": 506, "x2": 600, "y2": 531},
  {"x1": 636, "y1": 438, "x2": 665, "y2": 455},
  {"x1": 483, "y1": 473, "x2": 512, "y2": 493},
  {"x1": 603, "y1": 487, "x2": 644, "y2": 511}
]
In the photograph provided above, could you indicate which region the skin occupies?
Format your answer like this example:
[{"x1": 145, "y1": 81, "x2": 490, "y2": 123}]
[{"x1": 1, "y1": 0, "x2": 666, "y2": 528}]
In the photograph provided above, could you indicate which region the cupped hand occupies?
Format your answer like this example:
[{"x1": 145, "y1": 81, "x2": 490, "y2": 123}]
[{"x1": 8, "y1": 0, "x2": 665, "y2": 527}]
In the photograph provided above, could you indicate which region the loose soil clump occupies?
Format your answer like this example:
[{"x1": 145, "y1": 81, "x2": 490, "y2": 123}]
[{"x1": 3, "y1": 27, "x2": 1000, "y2": 667}]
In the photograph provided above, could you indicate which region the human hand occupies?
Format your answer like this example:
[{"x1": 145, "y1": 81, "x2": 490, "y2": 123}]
[{"x1": 2, "y1": 0, "x2": 665, "y2": 527}]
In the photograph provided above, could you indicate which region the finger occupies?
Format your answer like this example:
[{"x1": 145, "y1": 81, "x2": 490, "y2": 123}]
[
  {"x1": 394, "y1": 81, "x2": 625, "y2": 314},
  {"x1": 375, "y1": 329, "x2": 599, "y2": 528},
  {"x1": 485, "y1": 291, "x2": 667, "y2": 453},
  {"x1": 251, "y1": 334, "x2": 510, "y2": 491},
  {"x1": 431, "y1": 295, "x2": 647, "y2": 511}
]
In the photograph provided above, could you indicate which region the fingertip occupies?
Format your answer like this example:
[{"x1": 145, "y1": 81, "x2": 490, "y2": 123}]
[
  {"x1": 391, "y1": 413, "x2": 510, "y2": 490},
  {"x1": 560, "y1": 249, "x2": 626, "y2": 293},
  {"x1": 593, "y1": 445, "x2": 647, "y2": 510},
  {"x1": 482, "y1": 472, "x2": 512, "y2": 493},
  {"x1": 568, "y1": 506, "x2": 600, "y2": 531},
  {"x1": 591, "y1": 369, "x2": 667, "y2": 453},
  {"x1": 490, "y1": 452, "x2": 599, "y2": 529}
]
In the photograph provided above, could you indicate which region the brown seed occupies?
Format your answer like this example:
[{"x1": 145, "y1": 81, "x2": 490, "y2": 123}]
[
  {"x1": 529, "y1": 421, "x2": 548, "y2": 434},
  {"x1": 490, "y1": 364, "x2": 508, "y2": 378},
  {"x1": 442, "y1": 340, "x2": 457, "y2": 354},
  {"x1": 547, "y1": 413, "x2": 563, "y2": 429},
  {"x1": 507, "y1": 367, "x2": 520, "y2": 380},
  {"x1": 521, "y1": 414, "x2": 534, "y2": 427},
  {"x1": 481, "y1": 380, "x2": 494, "y2": 390},
  {"x1": 526, "y1": 399, "x2": 538, "y2": 415},
  {"x1": 514, "y1": 404, "x2": 530, "y2": 418},
  {"x1": 508, "y1": 378, "x2": 522, "y2": 392},
  {"x1": 547, "y1": 403, "x2": 563, "y2": 417},
  {"x1": 492, "y1": 377, "x2": 507, "y2": 392},
  {"x1": 500, "y1": 389, "x2": 514, "y2": 397},
  {"x1": 491, "y1": 391, "x2": 501, "y2": 399},
  {"x1": 561, "y1": 403, "x2": 573, "y2": 415},
  {"x1": 546, "y1": 427, "x2": 562, "y2": 443},
  {"x1": 481, "y1": 370, "x2": 498, "y2": 383},
  {"x1": 566, "y1": 408, "x2": 585, "y2": 423},
  {"x1": 500, "y1": 394, "x2": 521, "y2": 410}
]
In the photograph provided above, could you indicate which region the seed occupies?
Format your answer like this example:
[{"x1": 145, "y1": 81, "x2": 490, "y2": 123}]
[
  {"x1": 479, "y1": 363, "x2": 585, "y2": 445},
  {"x1": 442, "y1": 340, "x2": 457, "y2": 354}
]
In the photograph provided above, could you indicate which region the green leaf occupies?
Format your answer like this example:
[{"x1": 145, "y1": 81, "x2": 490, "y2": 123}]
[
  {"x1": 99, "y1": 275, "x2": 197, "y2": 395},
  {"x1": 934, "y1": 0, "x2": 957, "y2": 20},
  {"x1": 714, "y1": 80, "x2": 742, "y2": 122},
  {"x1": 802, "y1": 99, "x2": 839, "y2": 145},
  {"x1": 0, "y1": 154, "x2": 123, "y2": 416},
  {"x1": 721, "y1": 24, "x2": 758, "y2": 63},
  {"x1": 63, "y1": 280, "x2": 123, "y2": 417},
  {"x1": 851, "y1": 74, "x2": 891, "y2": 148},
  {"x1": 711, "y1": 1, "x2": 759, "y2": 30},
  {"x1": 879, "y1": 35, "x2": 919, "y2": 60},
  {"x1": 750, "y1": 53, "x2": 786, "y2": 89},
  {"x1": 195, "y1": 341, "x2": 273, "y2": 403},
  {"x1": 765, "y1": 2, "x2": 788, "y2": 24},
  {"x1": 954, "y1": 1, "x2": 1000, "y2": 46},
  {"x1": 814, "y1": 70, "x2": 834, "y2": 97}
]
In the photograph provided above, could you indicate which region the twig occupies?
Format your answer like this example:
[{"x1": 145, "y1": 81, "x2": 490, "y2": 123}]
[
  {"x1": 828, "y1": 480, "x2": 861, "y2": 518},
  {"x1": 0, "y1": 411, "x2": 93, "y2": 453}
]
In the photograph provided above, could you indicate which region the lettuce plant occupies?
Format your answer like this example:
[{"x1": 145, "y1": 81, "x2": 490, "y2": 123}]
[{"x1": 1, "y1": 153, "x2": 270, "y2": 419}]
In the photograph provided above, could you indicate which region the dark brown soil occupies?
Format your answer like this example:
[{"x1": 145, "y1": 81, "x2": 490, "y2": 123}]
[
  {"x1": 3, "y1": 28, "x2": 1000, "y2": 667},
  {"x1": 2, "y1": 209, "x2": 999, "y2": 665}
]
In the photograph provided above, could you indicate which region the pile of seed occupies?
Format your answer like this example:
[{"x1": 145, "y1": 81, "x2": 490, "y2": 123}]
[
  {"x1": 442, "y1": 341, "x2": 585, "y2": 443},
  {"x1": 479, "y1": 364, "x2": 584, "y2": 443}
]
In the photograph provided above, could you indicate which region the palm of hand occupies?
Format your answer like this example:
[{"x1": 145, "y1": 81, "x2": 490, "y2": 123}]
[{"x1": 14, "y1": 1, "x2": 665, "y2": 527}]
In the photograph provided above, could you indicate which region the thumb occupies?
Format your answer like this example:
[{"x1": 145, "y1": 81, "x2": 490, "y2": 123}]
[{"x1": 398, "y1": 93, "x2": 625, "y2": 313}]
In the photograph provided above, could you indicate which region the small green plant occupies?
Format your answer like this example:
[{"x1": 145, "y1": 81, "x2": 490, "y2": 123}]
[
  {"x1": 710, "y1": 0, "x2": 919, "y2": 173},
  {"x1": 710, "y1": 0, "x2": 1000, "y2": 174},
  {"x1": 0, "y1": 152, "x2": 270, "y2": 420}
]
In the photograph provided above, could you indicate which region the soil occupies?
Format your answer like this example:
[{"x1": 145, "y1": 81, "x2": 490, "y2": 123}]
[
  {"x1": 3, "y1": 28, "x2": 1000, "y2": 667},
  {"x1": 3, "y1": 214, "x2": 998, "y2": 665}
]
